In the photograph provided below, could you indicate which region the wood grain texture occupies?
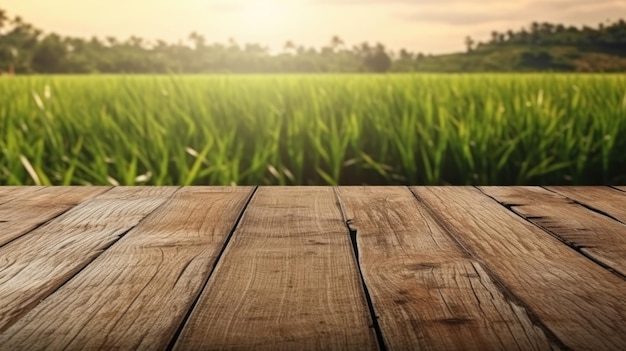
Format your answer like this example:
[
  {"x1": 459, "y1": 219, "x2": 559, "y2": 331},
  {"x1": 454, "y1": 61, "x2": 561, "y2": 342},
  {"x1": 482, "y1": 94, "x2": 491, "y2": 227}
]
[
  {"x1": 547, "y1": 186, "x2": 626, "y2": 223},
  {"x1": 0, "y1": 187, "x2": 43, "y2": 205},
  {"x1": 0, "y1": 186, "x2": 178, "y2": 331},
  {"x1": 481, "y1": 186, "x2": 626, "y2": 276},
  {"x1": 0, "y1": 186, "x2": 108, "y2": 247},
  {"x1": 336, "y1": 187, "x2": 552, "y2": 351},
  {"x1": 174, "y1": 187, "x2": 378, "y2": 351},
  {"x1": 0, "y1": 187, "x2": 253, "y2": 351},
  {"x1": 412, "y1": 187, "x2": 626, "y2": 351}
]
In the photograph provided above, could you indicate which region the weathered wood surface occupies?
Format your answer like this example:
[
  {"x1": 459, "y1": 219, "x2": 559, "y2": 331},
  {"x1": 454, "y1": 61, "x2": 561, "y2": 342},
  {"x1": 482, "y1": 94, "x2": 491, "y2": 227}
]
[
  {"x1": 0, "y1": 186, "x2": 108, "y2": 247},
  {"x1": 0, "y1": 186, "x2": 624, "y2": 351},
  {"x1": 412, "y1": 187, "x2": 626, "y2": 351},
  {"x1": 336, "y1": 187, "x2": 552, "y2": 351},
  {"x1": 481, "y1": 186, "x2": 626, "y2": 277},
  {"x1": 0, "y1": 187, "x2": 43, "y2": 205},
  {"x1": 174, "y1": 187, "x2": 378, "y2": 351},
  {"x1": 547, "y1": 186, "x2": 626, "y2": 223},
  {"x1": 0, "y1": 187, "x2": 178, "y2": 331},
  {"x1": 0, "y1": 187, "x2": 253, "y2": 350}
]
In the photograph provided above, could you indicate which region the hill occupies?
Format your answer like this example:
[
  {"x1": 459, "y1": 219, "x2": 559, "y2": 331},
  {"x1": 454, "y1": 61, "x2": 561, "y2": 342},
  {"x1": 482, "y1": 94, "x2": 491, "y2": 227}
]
[
  {"x1": 400, "y1": 21, "x2": 626, "y2": 72},
  {"x1": 1, "y1": 8, "x2": 626, "y2": 74}
]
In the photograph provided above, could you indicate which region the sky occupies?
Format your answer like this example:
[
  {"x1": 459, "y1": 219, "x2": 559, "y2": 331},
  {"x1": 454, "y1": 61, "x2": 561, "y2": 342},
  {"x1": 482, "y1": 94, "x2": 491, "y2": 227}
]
[{"x1": 2, "y1": 0, "x2": 625, "y2": 54}]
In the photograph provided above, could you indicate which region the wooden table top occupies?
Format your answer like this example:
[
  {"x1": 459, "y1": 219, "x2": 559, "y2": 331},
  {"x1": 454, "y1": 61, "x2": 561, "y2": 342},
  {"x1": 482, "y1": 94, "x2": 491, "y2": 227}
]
[{"x1": 0, "y1": 186, "x2": 625, "y2": 351}]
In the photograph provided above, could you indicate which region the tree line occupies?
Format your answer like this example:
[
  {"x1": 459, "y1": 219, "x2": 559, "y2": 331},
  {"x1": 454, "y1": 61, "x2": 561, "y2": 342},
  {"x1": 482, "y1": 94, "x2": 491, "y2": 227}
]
[
  {"x1": 467, "y1": 20, "x2": 626, "y2": 52},
  {"x1": 1, "y1": 8, "x2": 625, "y2": 74}
]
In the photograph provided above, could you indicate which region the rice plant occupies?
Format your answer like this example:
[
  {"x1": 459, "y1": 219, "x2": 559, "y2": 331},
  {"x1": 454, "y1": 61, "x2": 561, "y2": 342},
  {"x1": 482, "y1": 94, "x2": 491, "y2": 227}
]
[{"x1": 1, "y1": 74, "x2": 624, "y2": 185}]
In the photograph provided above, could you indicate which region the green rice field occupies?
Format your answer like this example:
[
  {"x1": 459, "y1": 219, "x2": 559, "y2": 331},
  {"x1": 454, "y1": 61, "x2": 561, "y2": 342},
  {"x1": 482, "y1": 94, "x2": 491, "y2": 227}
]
[{"x1": 1, "y1": 74, "x2": 625, "y2": 185}]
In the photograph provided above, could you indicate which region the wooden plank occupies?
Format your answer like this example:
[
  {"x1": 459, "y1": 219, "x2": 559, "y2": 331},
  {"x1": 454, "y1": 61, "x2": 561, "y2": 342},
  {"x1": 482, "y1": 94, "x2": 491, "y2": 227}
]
[
  {"x1": 0, "y1": 187, "x2": 43, "y2": 206},
  {"x1": 174, "y1": 187, "x2": 378, "y2": 351},
  {"x1": 0, "y1": 186, "x2": 109, "y2": 247},
  {"x1": 0, "y1": 187, "x2": 42, "y2": 196},
  {"x1": 0, "y1": 187, "x2": 253, "y2": 350},
  {"x1": 481, "y1": 186, "x2": 626, "y2": 277},
  {"x1": 614, "y1": 186, "x2": 626, "y2": 192},
  {"x1": 411, "y1": 187, "x2": 626, "y2": 351},
  {"x1": 547, "y1": 186, "x2": 626, "y2": 223},
  {"x1": 336, "y1": 187, "x2": 553, "y2": 351},
  {"x1": 0, "y1": 186, "x2": 178, "y2": 331}
]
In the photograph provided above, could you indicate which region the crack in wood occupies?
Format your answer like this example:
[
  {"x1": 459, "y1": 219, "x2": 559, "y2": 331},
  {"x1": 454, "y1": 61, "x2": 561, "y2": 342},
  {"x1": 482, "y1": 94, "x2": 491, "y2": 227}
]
[
  {"x1": 542, "y1": 186, "x2": 626, "y2": 226},
  {"x1": 410, "y1": 187, "x2": 571, "y2": 351},
  {"x1": 0, "y1": 187, "x2": 115, "y2": 250},
  {"x1": 479, "y1": 187, "x2": 626, "y2": 282},
  {"x1": 1, "y1": 224, "x2": 141, "y2": 333},
  {"x1": 334, "y1": 187, "x2": 388, "y2": 351},
  {"x1": 166, "y1": 186, "x2": 258, "y2": 351},
  {"x1": 610, "y1": 186, "x2": 626, "y2": 193}
]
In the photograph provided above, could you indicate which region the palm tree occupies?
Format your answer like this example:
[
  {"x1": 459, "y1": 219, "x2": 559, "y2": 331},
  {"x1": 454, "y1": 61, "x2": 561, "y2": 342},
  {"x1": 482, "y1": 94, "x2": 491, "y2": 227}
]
[
  {"x1": 530, "y1": 22, "x2": 540, "y2": 34},
  {"x1": 188, "y1": 32, "x2": 206, "y2": 50},
  {"x1": 540, "y1": 22, "x2": 554, "y2": 33},
  {"x1": 329, "y1": 35, "x2": 344, "y2": 52},
  {"x1": 506, "y1": 30, "x2": 515, "y2": 42},
  {"x1": 464, "y1": 36, "x2": 475, "y2": 52},
  {"x1": 12, "y1": 16, "x2": 23, "y2": 26},
  {"x1": 357, "y1": 42, "x2": 371, "y2": 57},
  {"x1": 127, "y1": 35, "x2": 144, "y2": 49},
  {"x1": 555, "y1": 24, "x2": 565, "y2": 33},
  {"x1": 0, "y1": 9, "x2": 8, "y2": 32},
  {"x1": 227, "y1": 38, "x2": 239, "y2": 52},
  {"x1": 106, "y1": 36, "x2": 118, "y2": 47},
  {"x1": 283, "y1": 40, "x2": 296, "y2": 54},
  {"x1": 519, "y1": 29, "x2": 530, "y2": 44},
  {"x1": 491, "y1": 31, "x2": 499, "y2": 43},
  {"x1": 399, "y1": 48, "x2": 413, "y2": 60}
]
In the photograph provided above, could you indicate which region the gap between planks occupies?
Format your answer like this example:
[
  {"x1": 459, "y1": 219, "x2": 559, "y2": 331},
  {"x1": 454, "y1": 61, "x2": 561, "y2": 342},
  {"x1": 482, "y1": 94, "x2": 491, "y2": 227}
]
[
  {"x1": 335, "y1": 186, "x2": 555, "y2": 351},
  {"x1": 410, "y1": 186, "x2": 626, "y2": 351},
  {"x1": 166, "y1": 186, "x2": 258, "y2": 350},
  {"x1": 0, "y1": 187, "x2": 110, "y2": 248},
  {"x1": 172, "y1": 187, "x2": 379, "y2": 351},
  {"x1": 611, "y1": 186, "x2": 626, "y2": 193},
  {"x1": 545, "y1": 186, "x2": 626, "y2": 225},
  {"x1": 0, "y1": 187, "x2": 180, "y2": 332},
  {"x1": 1, "y1": 186, "x2": 625, "y2": 351},
  {"x1": 333, "y1": 187, "x2": 388, "y2": 351},
  {"x1": 0, "y1": 186, "x2": 254, "y2": 351},
  {"x1": 480, "y1": 186, "x2": 626, "y2": 279}
]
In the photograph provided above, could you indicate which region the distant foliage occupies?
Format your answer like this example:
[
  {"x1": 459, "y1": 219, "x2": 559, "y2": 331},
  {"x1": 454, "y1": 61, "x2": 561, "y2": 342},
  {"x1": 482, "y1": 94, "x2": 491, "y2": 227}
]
[
  {"x1": 1, "y1": 8, "x2": 626, "y2": 73},
  {"x1": 477, "y1": 20, "x2": 626, "y2": 51}
]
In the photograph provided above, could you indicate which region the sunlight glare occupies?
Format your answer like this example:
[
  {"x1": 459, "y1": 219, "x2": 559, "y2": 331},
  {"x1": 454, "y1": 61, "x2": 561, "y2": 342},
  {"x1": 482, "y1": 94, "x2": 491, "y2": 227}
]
[{"x1": 239, "y1": 1, "x2": 286, "y2": 30}]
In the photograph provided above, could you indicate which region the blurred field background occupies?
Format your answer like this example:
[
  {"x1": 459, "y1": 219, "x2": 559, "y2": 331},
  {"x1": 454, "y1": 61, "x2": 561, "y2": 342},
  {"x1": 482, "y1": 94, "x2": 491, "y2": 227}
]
[{"x1": 1, "y1": 74, "x2": 625, "y2": 186}]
